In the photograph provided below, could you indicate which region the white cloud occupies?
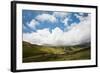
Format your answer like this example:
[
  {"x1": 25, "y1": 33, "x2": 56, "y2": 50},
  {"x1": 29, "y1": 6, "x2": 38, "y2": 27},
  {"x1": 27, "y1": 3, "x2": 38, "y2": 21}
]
[
  {"x1": 75, "y1": 13, "x2": 90, "y2": 22},
  {"x1": 63, "y1": 18, "x2": 91, "y2": 45},
  {"x1": 62, "y1": 18, "x2": 69, "y2": 26},
  {"x1": 23, "y1": 14, "x2": 91, "y2": 46},
  {"x1": 23, "y1": 27, "x2": 63, "y2": 45},
  {"x1": 27, "y1": 19, "x2": 39, "y2": 29},
  {"x1": 36, "y1": 14, "x2": 57, "y2": 23},
  {"x1": 53, "y1": 12, "x2": 68, "y2": 18},
  {"x1": 23, "y1": 28, "x2": 50, "y2": 45}
]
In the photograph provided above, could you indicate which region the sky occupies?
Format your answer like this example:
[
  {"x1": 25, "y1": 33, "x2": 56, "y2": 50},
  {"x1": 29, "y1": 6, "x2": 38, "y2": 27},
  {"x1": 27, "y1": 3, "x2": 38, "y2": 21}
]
[{"x1": 22, "y1": 10, "x2": 91, "y2": 46}]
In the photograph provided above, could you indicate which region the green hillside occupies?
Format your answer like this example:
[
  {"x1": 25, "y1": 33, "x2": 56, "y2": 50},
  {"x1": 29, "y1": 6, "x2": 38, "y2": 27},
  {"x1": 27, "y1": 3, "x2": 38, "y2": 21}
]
[{"x1": 23, "y1": 41, "x2": 91, "y2": 63}]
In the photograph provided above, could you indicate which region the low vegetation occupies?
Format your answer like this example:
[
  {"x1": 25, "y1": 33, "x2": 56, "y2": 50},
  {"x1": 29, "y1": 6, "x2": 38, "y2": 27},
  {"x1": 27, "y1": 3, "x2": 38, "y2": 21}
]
[{"x1": 23, "y1": 41, "x2": 91, "y2": 63}]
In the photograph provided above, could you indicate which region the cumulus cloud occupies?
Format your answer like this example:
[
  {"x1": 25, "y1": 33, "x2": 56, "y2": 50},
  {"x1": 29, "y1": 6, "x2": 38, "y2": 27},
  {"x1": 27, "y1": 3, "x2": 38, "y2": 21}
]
[
  {"x1": 23, "y1": 13, "x2": 91, "y2": 46},
  {"x1": 23, "y1": 27, "x2": 63, "y2": 45},
  {"x1": 27, "y1": 19, "x2": 39, "y2": 29},
  {"x1": 35, "y1": 13, "x2": 57, "y2": 23}
]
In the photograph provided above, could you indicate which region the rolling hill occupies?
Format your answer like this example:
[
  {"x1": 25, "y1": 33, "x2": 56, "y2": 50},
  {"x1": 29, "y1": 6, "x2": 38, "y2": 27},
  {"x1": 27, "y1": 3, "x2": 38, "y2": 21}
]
[{"x1": 23, "y1": 41, "x2": 91, "y2": 63}]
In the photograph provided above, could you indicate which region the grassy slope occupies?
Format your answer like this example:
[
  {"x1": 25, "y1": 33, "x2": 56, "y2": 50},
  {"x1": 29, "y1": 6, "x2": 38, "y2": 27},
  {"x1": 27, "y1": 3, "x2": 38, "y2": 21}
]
[
  {"x1": 23, "y1": 41, "x2": 65, "y2": 58},
  {"x1": 23, "y1": 41, "x2": 91, "y2": 63}
]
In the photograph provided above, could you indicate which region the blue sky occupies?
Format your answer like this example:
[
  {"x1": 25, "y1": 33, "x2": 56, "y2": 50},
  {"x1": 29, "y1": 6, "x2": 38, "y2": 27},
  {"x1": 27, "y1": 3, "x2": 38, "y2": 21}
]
[{"x1": 22, "y1": 10, "x2": 89, "y2": 33}]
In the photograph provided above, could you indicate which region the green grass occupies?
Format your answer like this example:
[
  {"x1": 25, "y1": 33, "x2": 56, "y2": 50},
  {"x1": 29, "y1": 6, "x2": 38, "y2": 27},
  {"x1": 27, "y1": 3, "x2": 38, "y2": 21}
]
[{"x1": 22, "y1": 41, "x2": 91, "y2": 63}]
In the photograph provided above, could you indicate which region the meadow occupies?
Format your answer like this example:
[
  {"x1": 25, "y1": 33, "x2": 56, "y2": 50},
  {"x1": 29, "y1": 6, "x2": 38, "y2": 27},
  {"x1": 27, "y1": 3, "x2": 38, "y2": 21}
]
[{"x1": 23, "y1": 41, "x2": 91, "y2": 63}]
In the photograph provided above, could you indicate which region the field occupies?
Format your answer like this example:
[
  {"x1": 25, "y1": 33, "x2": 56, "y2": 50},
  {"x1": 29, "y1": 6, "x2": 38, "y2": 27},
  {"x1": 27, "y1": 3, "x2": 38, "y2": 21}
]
[{"x1": 22, "y1": 41, "x2": 91, "y2": 63}]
